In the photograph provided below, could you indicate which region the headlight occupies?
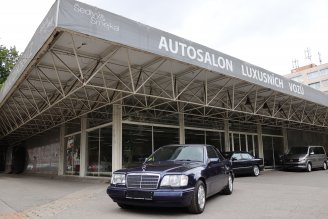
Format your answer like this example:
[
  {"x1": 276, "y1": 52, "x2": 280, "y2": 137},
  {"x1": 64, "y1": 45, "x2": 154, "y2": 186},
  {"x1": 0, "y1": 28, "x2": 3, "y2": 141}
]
[
  {"x1": 111, "y1": 173, "x2": 126, "y2": 185},
  {"x1": 160, "y1": 175, "x2": 188, "y2": 187},
  {"x1": 299, "y1": 157, "x2": 306, "y2": 162}
]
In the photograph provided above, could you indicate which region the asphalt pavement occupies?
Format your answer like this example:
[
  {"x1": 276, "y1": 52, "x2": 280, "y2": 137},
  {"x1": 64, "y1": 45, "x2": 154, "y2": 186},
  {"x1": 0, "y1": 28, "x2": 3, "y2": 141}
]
[{"x1": 0, "y1": 170, "x2": 328, "y2": 219}]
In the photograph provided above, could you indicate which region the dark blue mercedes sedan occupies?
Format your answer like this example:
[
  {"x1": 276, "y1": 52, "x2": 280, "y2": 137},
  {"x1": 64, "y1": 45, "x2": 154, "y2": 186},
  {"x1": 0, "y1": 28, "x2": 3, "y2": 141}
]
[{"x1": 107, "y1": 144, "x2": 234, "y2": 214}]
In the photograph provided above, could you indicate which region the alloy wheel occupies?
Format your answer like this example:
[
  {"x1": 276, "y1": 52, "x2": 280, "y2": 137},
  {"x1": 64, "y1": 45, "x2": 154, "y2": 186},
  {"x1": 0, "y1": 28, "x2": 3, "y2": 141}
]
[{"x1": 197, "y1": 184, "x2": 206, "y2": 210}]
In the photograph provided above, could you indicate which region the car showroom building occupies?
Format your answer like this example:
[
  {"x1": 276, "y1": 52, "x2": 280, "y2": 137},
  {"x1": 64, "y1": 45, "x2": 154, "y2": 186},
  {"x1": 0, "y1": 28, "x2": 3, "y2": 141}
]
[{"x1": 1, "y1": 0, "x2": 328, "y2": 177}]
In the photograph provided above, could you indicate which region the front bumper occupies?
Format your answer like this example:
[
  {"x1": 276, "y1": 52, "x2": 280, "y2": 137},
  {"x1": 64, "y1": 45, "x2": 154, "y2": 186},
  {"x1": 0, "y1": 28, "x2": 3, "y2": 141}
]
[
  {"x1": 107, "y1": 186, "x2": 194, "y2": 207},
  {"x1": 282, "y1": 160, "x2": 307, "y2": 169}
]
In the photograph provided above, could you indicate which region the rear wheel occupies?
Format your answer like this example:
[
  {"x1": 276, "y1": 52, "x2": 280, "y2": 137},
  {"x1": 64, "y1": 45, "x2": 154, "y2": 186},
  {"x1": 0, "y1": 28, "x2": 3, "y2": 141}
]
[
  {"x1": 252, "y1": 165, "x2": 260, "y2": 176},
  {"x1": 306, "y1": 162, "x2": 312, "y2": 172},
  {"x1": 323, "y1": 162, "x2": 327, "y2": 170},
  {"x1": 222, "y1": 173, "x2": 233, "y2": 195},
  {"x1": 188, "y1": 180, "x2": 206, "y2": 214}
]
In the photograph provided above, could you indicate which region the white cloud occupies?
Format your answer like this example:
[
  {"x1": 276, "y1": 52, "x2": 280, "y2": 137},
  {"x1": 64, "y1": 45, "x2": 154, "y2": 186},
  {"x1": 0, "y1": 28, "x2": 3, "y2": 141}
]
[{"x1": 1, "y1": 0, "x2": 328, "y2": 75}]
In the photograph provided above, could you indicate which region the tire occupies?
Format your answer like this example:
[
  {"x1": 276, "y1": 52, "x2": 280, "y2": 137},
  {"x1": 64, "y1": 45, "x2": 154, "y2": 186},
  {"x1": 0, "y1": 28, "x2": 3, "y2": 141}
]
[
  {"x1": 188, "y1": 180, "x2": 206, "y2": 214},
  {"x1": 222, "y1": 173, "x2": 233, "y2": 195},
  {"x1": 323, "y1": 162, "x2": 327, "y2": 170},
  {"x1": 117, "y1": 203, "x2": 130, "y2": 209},
  {"x1": 306, "y1": 162, "x2": 312, "y2": 172},
  {"x1": 252, "y1": 165, "x2": 260, "y2": 177}
]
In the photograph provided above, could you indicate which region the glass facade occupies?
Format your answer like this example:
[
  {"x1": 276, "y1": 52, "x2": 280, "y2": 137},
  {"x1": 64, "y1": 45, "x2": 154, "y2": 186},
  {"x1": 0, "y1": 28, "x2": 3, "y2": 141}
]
[
  {"x1": 87, "y1": 127, "x2": 112, "y2": 176},
  {"x1": 291, "y1": 75, "x2": 303, "y2": 83},
  {"x1": 153, "y1": 127, "x2": 179, "y2": 151},
  {"x1": 263, "y1": 136, "x2": 284, "y2": 168},
  {"x1": 309, "y1": 82, "x2": 320, "y2": 90},
  {"x1": 65, "y1": 134, "x2": 80, "y2": 175},
  {"x1": 205, "y1": 131, "x2": 225, "y2": 152},
  {"x1": 25, "y1": 129, "x2": 59, "y2": 174},
  {"x1": 307, "y1": 69, "x2": 328, "y2": 80},
  {"x1": 229, "y1": 132, "x2": 258, "y2": 156},
  {"x1": 185, "y1": 129, "x2": 225, "y2": 152},
  {"x1": 122, "y1": 124, "x2": 152, "y2": 168},
  {"x1": 59, "y1": 105, "x2": 286, "y2": 177},
  {"x1": 322, "y1": 79, "x2": 328, "y2": 87}
]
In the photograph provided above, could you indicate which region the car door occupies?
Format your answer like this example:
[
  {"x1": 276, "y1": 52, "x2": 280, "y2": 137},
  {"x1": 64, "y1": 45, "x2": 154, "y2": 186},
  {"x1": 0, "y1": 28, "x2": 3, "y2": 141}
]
[
  {"x1": 205, "y1": 146, "x2": 226, "y2": 195},
  {"x1": 241, "y1": 153, "x2": 254, "y2": 173},
  {"x1": 231, "y1": 153, "x2": 243, "y2": 174},
  {"x1": 313, "y1": 147, "x2": 324, "y2": 167},
  {"x1": 309, "y1": 147, "x2": 318, "y2": 167}
]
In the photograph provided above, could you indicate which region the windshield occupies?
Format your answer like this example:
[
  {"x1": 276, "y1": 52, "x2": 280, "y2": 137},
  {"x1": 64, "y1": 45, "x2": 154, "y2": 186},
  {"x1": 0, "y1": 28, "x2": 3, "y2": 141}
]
[
  {"x1": 146, "y1": 146, "x2": 204, "y2": 162},
  {"x1": 288, "y1": 147, "x2": 308, "y2": 155}
]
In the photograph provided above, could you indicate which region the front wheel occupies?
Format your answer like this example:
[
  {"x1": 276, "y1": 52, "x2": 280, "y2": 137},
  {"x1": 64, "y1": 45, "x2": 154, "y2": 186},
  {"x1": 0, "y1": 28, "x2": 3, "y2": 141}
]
[
  {"x1": 306, "y1": 162, "x2": 312, "y2": 172},
  {"x1": 323, "y1": 162, "x2": 327, "y2": 170},
  {"x1": 222, "y1": 173, "x2": 233, "y2": 195},
  {"x1": 252, "y1": 165, "x2": 260, "y2": 176},
  {"x1": 188, "y1": 180, "x2": 206, "y2": 214}
]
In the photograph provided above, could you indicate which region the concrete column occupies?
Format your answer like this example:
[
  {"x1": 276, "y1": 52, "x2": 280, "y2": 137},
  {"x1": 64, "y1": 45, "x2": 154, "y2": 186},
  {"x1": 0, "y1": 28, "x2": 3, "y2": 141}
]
[
  {"x1": 112, "y1": 104, "x2": 122, "y2": 172},
  {"x1": 58, "y1": 124, "x2": 65, "y2": 176},
  {"x1": 257, "y1": 124, "x2": 264, "y2": 158},
  {"x1": 224, "y1": 120, "x2": 230, "y2": 152},
  {"x1": 282, "y1": 127, "x2": 288, "y2": 153},
  {"x1": 79, "y1": 115, "x2": 87, "y2": 177},
  {"x1": 179, "y1": 113, "x2": 185, "y2": 144}
]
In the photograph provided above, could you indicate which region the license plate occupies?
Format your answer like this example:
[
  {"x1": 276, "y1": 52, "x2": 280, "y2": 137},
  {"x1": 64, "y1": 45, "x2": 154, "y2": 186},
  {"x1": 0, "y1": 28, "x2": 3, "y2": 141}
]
[{"x1": 126, "y1": 191, "x2": 153, "y2": 200}]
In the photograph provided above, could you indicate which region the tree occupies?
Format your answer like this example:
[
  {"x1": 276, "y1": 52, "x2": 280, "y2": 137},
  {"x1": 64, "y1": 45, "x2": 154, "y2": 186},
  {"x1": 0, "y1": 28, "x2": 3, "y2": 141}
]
[{"x1": 0, "y1": 45, "x2": 19, "y2": 87}]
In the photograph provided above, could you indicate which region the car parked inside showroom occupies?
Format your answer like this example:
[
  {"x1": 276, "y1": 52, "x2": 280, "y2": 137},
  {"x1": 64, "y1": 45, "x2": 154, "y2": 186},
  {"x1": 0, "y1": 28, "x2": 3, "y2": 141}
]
[
  {"x1": 107, "y1": 144, "x2": 234, "y2": 214},
  {"x1": 280, "y1": 146, "x2": 327, "y2": 172},
  {"x1": 222, "y1": 151, "x2": 264, "y2": 176}
]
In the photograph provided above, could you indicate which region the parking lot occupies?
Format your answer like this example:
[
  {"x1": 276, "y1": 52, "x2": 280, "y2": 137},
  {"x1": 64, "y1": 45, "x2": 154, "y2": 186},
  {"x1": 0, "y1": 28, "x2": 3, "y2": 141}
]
[{"x1": 0, "y1": 170, "x2": 327, "y2": 219}]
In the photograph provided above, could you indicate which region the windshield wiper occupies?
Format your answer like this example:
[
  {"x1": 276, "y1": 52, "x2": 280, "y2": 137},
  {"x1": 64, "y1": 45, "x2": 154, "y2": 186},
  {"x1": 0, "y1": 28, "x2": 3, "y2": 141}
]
[{"x1": 175, "y1": 159, "x2": 202, "y2": 162}]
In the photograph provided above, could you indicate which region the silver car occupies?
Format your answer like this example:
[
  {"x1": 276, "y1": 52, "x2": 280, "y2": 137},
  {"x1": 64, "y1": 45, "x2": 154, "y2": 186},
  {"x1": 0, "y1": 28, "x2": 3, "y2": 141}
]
[{"x1": 282, "y1": 146, "x2": 328, "y2": 172}]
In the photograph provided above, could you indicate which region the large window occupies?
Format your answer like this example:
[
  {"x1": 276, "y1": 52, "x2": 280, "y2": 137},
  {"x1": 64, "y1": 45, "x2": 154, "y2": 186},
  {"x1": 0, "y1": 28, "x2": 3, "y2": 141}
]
[
  {"x1": 185, "y1": 129, "x2": 225, "y2": 151},
  {"x1": 205, "y1": 131, "x2": 225, "y2": 152},
  {"x1": 307, "y1": 69, "x2": 328, "y2": 80},
  {"x1": 185, "y1": 129, "x2": 205, "y2": 144},
  {"x1": 153, "y1": 127, "x2": 179, "y2": 151},
  {"x1": 291, "y1": 75, "x2": 303, "y2": 83},
  {"x1": 309, "y1": 82, "x2": 320, "y2": 90},
  {"x1": 65, "y1": 134, "x2": 80, "y2": 175},
  {"x1": 87, "y1": 127, "x2": 112, "y2": 177},
  {"x1": 322, "y1": 80, "x2": 328, "y2": 87},
  {"x1": 122, "y1": 124, "x2": 152, "y2": 168}
]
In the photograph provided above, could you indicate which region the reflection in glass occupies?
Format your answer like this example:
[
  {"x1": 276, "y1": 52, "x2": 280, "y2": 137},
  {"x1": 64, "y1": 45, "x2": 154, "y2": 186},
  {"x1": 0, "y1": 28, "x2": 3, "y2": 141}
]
[
  {"x1": 87, "y1": 127, "x2": 112, "y2": 176},
  {"x1": 122, "y1": 124, "x2": 152, "y2": 168},
  {"x1": 206, "y1": 131, "x2": 225, "y2": 152},
  {"x1": 153, "y1": 127, "x2": 179, "y2": 151},
  {"x1": 185, "y1": 129, "x2": 205, "y2": 144},
  {"x1": 240, "y1": 134, "x2": 246, "y2": 151},
  {"x1": 65, "y1": 134, "x2": 80, "y2": 175},
  {"x1": 233, "y1": 134, "x2": 240, "y2": 151}
]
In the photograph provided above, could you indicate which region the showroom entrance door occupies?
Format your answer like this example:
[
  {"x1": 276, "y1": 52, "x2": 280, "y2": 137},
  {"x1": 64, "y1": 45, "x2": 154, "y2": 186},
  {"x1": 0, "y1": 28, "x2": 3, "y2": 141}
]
[{"x1": 262, "y1": 135, "x2": 284, "y2": 168}]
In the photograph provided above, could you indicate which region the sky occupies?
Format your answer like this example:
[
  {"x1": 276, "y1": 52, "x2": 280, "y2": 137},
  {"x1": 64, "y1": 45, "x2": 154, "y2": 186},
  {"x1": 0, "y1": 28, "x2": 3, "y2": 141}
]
[{"x1": 1, "y1": 0, "x2": 328, "y2": 76}]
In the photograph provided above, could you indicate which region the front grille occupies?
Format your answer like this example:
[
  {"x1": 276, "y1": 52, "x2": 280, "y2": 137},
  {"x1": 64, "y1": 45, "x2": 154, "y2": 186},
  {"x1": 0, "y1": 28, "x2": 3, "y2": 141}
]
[{"x1": 126, "y1": 173, "x2": 160, "y2": 189}]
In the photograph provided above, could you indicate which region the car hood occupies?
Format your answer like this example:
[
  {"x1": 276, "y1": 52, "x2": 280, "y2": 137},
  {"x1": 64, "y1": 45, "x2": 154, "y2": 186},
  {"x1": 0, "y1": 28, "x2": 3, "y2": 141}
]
[{"x1": 117, "y1": 161, "x2": 204, "y2": 174}]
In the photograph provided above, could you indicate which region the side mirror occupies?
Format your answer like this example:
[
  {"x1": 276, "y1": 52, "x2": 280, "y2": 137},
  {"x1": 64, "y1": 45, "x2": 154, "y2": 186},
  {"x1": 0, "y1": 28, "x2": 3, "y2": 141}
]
[
  {"x1": 310, "y1": 151, "x2": 314, "y2": 155},
  {"x1": 231, "y1": 157, "x2": 237, "y2": 161},
  {"x1": 208, "y1": 158, "x2": 220, "y2": 163}
]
